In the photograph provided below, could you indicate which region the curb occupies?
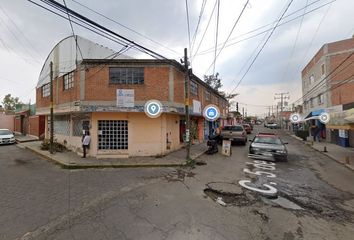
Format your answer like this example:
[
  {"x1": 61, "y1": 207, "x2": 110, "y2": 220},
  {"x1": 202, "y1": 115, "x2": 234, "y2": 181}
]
[
  {"x1": 287, "y1": 133, "x2": 354, "y2": 172},
  {"x1": 21, "y1": 144, "x2": 204, "y2": 169}
]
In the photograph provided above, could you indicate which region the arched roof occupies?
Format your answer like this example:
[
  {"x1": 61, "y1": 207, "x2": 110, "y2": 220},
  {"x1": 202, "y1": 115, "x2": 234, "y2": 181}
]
[{"x1": 37, "y1": 35, "x2": 131, "y2": 88}]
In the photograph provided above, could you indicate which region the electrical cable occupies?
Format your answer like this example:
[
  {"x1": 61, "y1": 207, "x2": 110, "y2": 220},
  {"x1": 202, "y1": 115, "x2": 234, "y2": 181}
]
[
  {"x1": 212, "y1": 0, "x2": 220, "y2": 75},
  {"x1": 197, "y1": 0, "x2": 335, "y2": 56},
  {"x1": 191, "y1": 0, "x2": 207, "y2": 54},
  {"x1": 192, "y1": 0, "x2": 218, "y2": 59},
  {"x1": 229, "y1": 0, "x2": 295, "y2": 95},
  {"x1": 205, "y1": 0, "x2": 249, "y2": 75},
  {"x1": 295, "y1": 2, "x2": 332, "y2": 76},
  {"x1": 280, "y1": 0, "x2": 308, "y2": 85},
  {"x1": 71, "y1": 0, "x2": 180, "y2": 57},
  {"x1": 63, "y1": 0, "x2": 84, "y2": 62},
  {"x1": 185, "y1": 0, "x2": 192, "y2": 63},
  {"x1": 38, "y1": 0, "x2": 170, "y2": 61},
  {"x1": 291, "y1": 51, "x2": 354, "y2": 105}
]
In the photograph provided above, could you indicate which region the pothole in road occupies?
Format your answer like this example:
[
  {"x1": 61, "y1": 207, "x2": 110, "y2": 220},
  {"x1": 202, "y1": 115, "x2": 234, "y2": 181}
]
[
  {"x1": 14, "y1": 158, "x2": 29, "y2": 165},
  {"x1": 164, "y1": 169, "x2": 196, "y2": 182},
  {"x1": 204, "y1": 182, "x2": 258, "y2": 207}
]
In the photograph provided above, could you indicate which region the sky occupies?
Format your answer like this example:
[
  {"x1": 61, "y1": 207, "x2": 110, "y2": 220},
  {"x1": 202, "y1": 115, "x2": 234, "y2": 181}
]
[{"x1": 1, "y1": 0, "x2": 354, "y2": 116}]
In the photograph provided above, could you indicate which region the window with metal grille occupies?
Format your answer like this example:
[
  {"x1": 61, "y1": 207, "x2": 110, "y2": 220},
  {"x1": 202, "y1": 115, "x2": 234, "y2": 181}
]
[
  {"x1": 109, "y1": 67, "x2": 144, "y2": 85},
  {"x1": 63, "y1": 71, "x2": 74, "y2": 90},
  {"x1": 42, "y1": 83, "x2": 50, "y2": 97},
  {"x1": 205, "y1": 90, "x2": 211, "y2": 101},
  {"x1": 98, "y1": 120, "x2": 128, "y2": 150},
  {"x1": 190, "y1": 81, "x2": 198, "y2": 96}
]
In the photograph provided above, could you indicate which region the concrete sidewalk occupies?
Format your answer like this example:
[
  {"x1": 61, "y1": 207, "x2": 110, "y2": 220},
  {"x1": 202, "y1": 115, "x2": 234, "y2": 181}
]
[
  {"x1": 15, "y1": 134, "x2": 39, "y2": 143},
  {"x1": 17, "y1": 141, "x2": 208, "y2": 169},
  {"x1": 287, "y1": 131, "x2": 354, "y2": 171}
]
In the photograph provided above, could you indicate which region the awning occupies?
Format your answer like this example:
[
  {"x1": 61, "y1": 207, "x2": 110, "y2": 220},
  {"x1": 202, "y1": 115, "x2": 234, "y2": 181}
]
[
  {"x1": 305, "y1": 109, "x2": 325, "y2": 119},
  {"x1": 326, "y1": 124, "x2": 354, "y2": 130}
]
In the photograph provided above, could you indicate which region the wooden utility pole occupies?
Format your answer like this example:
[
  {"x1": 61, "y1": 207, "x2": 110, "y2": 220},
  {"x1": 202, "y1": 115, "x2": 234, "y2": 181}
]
[
  {"x1": 50, "y1": 61, "x2": 54, "y2": 154},
  {"x1": 184, "y1": 48, "x2": 191, "y2": 161},
  {"x1": 274, "y1": 92, "x2": 290, "y2": 129}
]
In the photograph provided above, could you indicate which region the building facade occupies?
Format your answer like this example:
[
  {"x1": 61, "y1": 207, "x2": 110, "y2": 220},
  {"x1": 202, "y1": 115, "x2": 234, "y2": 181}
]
[
  {"x1": 301, "y1": 37, "x2": 354, "y2": 146},
  {"x1": 36, "y1": 36, "x2": 228, "y2": 157}
]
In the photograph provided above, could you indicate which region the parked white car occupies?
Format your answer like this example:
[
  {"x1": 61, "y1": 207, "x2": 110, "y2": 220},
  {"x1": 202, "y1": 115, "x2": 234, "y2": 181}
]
[{"x1": 0, "y1": 129, "x2": 16, "y2": 145}]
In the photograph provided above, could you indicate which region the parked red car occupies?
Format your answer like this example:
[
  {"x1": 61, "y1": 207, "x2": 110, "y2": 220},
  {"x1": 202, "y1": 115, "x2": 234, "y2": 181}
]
[{"x1": 242, "y1": 124, "x2": 252, "y2": 134}]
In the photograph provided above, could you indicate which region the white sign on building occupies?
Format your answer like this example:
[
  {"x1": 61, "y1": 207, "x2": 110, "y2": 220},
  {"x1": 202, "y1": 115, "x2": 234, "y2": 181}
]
[{"x1": 117, "y1": 89, "x2": 134, "y2": 108}]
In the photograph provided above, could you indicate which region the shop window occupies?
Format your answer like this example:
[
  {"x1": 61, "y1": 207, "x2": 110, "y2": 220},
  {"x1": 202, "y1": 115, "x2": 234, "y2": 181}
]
[
  {"x1": 98, "y1": 120, "x2": 128, "y2": 150},
  {"x1": 109, "y1": 67, "x2": 144, "y2": 85}
]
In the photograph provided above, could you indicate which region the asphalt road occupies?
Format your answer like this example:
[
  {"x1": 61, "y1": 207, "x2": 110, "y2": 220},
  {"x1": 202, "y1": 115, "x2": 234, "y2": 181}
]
[{"x1": 1, "y1": 126, "x2": 354, "y2": 240}]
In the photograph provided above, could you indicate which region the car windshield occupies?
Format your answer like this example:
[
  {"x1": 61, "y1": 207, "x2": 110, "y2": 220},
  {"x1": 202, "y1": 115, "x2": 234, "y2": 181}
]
[
  {"x1": 223, "y1": 126, "x2": 243, "y2": 131},
  {"x1": 0, "y1": 130, "x2": 12, "y2": 135},
  {"x1": 253, "y1": 136, "x2": 282, "y2": 145}
]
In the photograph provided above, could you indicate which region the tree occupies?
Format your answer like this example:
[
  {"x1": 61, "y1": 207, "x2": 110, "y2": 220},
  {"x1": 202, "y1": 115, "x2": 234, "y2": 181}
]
[
  {"x1": 2, "y1": 94, "x2": 23, "y2": 111},
  {"x1": 204, "y1": 73, "x2": 222, "y2": 92}
]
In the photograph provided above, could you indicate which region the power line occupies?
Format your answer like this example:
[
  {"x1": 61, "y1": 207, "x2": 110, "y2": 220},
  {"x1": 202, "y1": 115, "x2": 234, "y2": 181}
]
[
  {"x1": 295, "y1": 1, "x2": 332, "y2": 76},
  {"x1": 291, "y1": 50, "x2": 354, "y2": 105},
  {"x1": 197, "y1": 0, "x2": 335, "y2": 56},
  {"x1": 30, "y1": 0, "x2": 174, "y2": 64},
  {"x1": 185, "y1": 0, "x2": 192, "y2": 62},
  {"x1": 70, "y1": 0, "x2": 180, "y2": 57},
  {"x1": 229, "y1": 0, "x2": 295, "y2": 94},
  {"x1": 192, "y1": 0, "x2": 218, "y2": 59},
  {"x1": 191, "y1": 0, "x2": 207, "y2": 54},
  {"x1": 280, "y1": 0, "x2": 308, "y2": 84},
  {"x1": 0, "y1": 6, "x2": 42, "y2": 59},
  {"x1": 63, "y1": 0, "x2": 84, "y2": 62},
  {"x1": 205, "y1": 0, "x2": 249, "y2": 75},
  {"x1": 212, "y1": 0, "x2": 220, "y2": 75}
]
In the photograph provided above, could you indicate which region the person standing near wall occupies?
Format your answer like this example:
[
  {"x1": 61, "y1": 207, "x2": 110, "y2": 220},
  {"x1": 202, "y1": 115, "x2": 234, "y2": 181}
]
[{"x1": 82, "y1": 131, "x2": 91, "y2": 158}]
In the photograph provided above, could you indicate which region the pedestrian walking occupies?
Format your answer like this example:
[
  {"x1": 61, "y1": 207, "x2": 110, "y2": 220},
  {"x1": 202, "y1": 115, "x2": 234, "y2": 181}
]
[{"x1": 82, "y1": 131, "x2": 91, "y2": 158}]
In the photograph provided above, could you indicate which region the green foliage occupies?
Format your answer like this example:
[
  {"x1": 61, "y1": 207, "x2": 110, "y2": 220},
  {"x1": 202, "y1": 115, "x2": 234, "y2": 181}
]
[
  {"x1": 40, "y1": 139, "x2": 67, "y2": 152},
  {"x1": 2, "y1": 94, "x2": 23, "y2": 111},
  {"x1": 204, "y1": 73, "x2": 222, "y2": 92}
]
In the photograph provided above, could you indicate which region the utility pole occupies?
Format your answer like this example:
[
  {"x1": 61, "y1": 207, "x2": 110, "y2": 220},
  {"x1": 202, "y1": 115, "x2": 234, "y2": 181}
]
[
  {"x1": 242, "y1": 107, "x2": 245, "y2": 120},
  {"x1": 50, "y1": 61, "x2": 54, "y2": 154},
  {"x1": 274, "y1": 92, "x2": 290, "y2": 129},
  {"x1": 183, "y1": 48, "x2": 191, "y2": 161}
]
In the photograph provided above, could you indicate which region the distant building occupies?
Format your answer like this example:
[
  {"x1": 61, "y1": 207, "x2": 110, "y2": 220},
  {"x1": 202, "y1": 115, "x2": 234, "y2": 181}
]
[
  {"x1": 301, "y1": 37, "x2": 354, "y2": 147},
  {"x1": 36, "y1": 36, "x2": 228, "y2": 157},
  {"x1": 14, "y1": 104, "x2": 45, "y2": 139}
]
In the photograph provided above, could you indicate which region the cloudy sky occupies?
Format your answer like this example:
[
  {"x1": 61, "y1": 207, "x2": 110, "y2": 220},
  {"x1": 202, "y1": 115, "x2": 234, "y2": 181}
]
[{"x1": 1, "y1": 0, "x2": 353, "y2": 116}]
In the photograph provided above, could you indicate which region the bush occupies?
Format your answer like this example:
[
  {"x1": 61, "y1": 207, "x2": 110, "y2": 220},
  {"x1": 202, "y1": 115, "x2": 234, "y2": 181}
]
[{"x1": 41, "y1": 139, "x2": 67, "y2": 152}]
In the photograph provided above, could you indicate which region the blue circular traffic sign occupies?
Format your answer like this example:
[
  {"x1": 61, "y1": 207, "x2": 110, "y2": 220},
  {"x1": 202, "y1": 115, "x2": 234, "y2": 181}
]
[
  {"x1": 203, "y1": 104, "x2": 220, "y2": 121},
  {"x1": 144, "y1": 100, "x2": 163, "y2": 118}
]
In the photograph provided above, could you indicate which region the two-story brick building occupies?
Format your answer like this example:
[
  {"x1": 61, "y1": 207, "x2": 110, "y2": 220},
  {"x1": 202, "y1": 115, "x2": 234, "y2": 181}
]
[
  {"x1": 301, "y1": 37, "x2": 354, "y2": 146},
  {"x1": 36, "y1": 35, "x2": 228, "y2": 158}
]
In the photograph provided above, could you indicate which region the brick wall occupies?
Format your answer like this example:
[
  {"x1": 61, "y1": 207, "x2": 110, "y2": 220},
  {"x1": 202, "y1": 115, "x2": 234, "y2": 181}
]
[
  {"x1": 36, "y1": 61, "x2": 228, "y2": 114},
  {"x1": 84, "y1": 65, "x2": 170, "y2": 101},
  {"x1": 328, "y1": 37, "x2": 354, "y2": 54},
  {"x1": 36, "y1": 71, "x2": 80, "y2": 108},
  {"x1": 330, "y1": 51, "x2": 354, "y2": 106},
  {"x1": 0, "y1": 114, "x2": 14, "y2": 131}
]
